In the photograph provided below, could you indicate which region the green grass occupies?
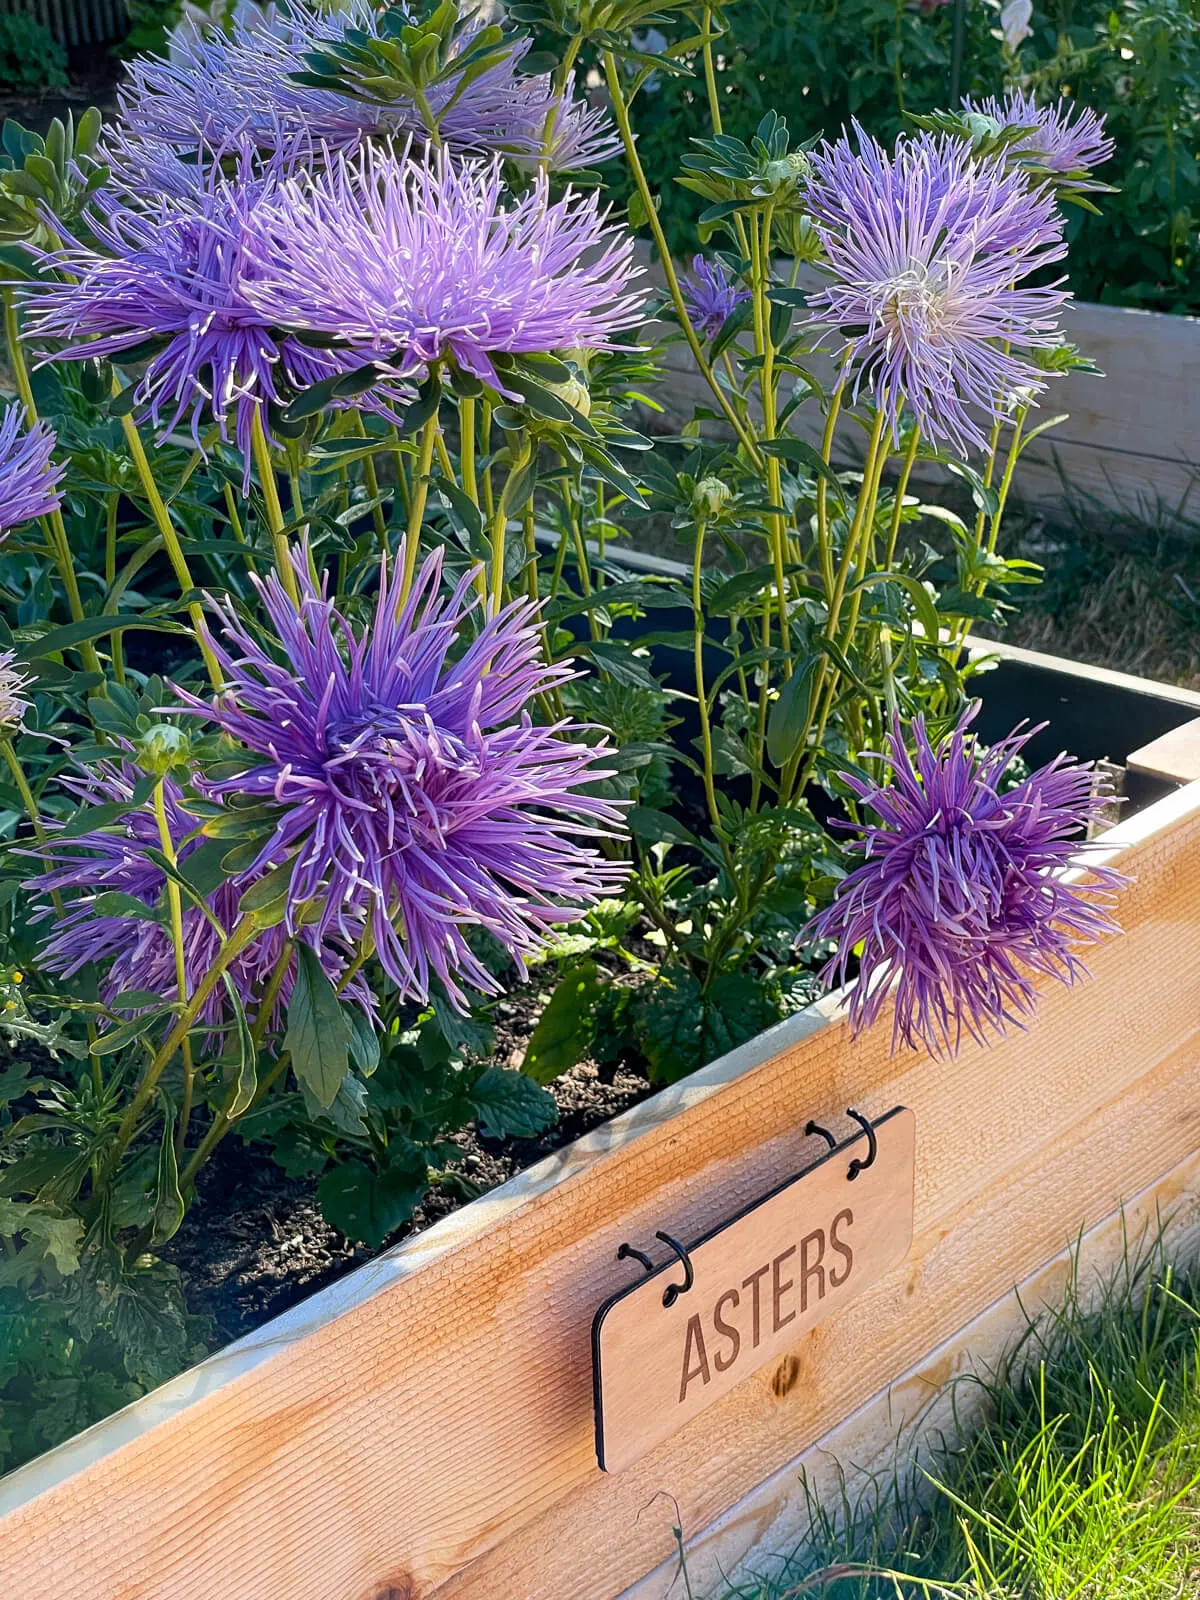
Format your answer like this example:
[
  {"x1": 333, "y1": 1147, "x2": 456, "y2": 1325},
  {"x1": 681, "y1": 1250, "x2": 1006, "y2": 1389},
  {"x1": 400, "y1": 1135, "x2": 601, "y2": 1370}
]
[{"x1": 715, "y1": 1233, "x2": 1200, "y2": 1600}]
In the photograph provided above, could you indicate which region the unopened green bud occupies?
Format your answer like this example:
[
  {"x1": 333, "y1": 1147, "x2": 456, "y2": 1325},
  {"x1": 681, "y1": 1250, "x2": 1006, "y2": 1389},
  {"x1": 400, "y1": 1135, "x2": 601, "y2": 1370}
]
[
  {"x1": 136, "y1": 723, "x2": 191, "y2": 777},
  {"x1": 692, "y1": 476, "x2": 733, "y2": 519},
  {"x1": 764, "y1": 151, "x2": 812, "y2": 198},
  {"x1": 548, "y1": 375, "x2": 592, "y2": 418}
]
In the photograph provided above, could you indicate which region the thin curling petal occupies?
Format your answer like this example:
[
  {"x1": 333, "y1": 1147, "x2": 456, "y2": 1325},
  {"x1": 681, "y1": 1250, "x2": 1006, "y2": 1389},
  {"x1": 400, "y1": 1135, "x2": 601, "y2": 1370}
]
[
  {"x1": 16, "y1": 143, "x2": 404, "y2": 485},
  {"x1": 0, "y1": 406, "x2": 63, "y2": 534},
  {"x1": 174, "y1": 543, "x2": 628, "y2": 1009},
  {"x1": 963, "y1": 89, "x2": 1115, "y2": 188},
  {"x1": 238, "y1": 142, "x2": 646, "y2": 390},
  {"x1": 119, "y1": 0, "x2": 618, "y2": 170},
  {"x1": 804, "y1": 126, "x2": 1070, "y2": 454},
  {"x1": 31, "y1": 763, "x2": 371, "y2": 1035},
  {"x1": 802, "y1": 704, "x2": 1129, "y2": 1057}
]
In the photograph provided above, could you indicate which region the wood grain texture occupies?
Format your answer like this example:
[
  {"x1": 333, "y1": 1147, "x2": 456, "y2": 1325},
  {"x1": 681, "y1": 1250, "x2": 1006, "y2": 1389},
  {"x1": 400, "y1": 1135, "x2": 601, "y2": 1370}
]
[
  {"x1": 624, "y1": 1148, "x2": 1200, "y2": 1600},
  {"x1": 595, "y1": 1110, "x2": 915, "y2": 1472},
  {"x1": 0, "y1": 782, "x2": 1198, "y2": 1600},
  {"x1": 1129, "y1": 718, "x2": 1200, "y2": 786}
]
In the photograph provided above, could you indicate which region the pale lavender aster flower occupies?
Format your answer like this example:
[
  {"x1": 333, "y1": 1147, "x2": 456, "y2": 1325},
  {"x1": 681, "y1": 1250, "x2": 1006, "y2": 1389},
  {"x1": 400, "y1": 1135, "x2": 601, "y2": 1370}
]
[
  {"x1": 0, "y1": 406, "x2": 63, "y2": 534},
  {"x1": 803, "y1": 705, "x2": 1127, "y2": 1057},
  {"x1": 0, "y1": 650, "x2": 32, "y2": 733},
  {"x1": 805, "y1": 127, "x2": 1070, "y2": 453},
  {"x1": 681, "y1": 254, "x2": 750, "y2": 340},
  {"x1": 175, "y1": 543, "x2": 628, "y2": 1008},
  {"x1": 963, "y1": 90, "x2": 1114, "y2": 188},
  {"x1": 240, "y1": 143, "x2": 645, "y2": 392},
  {"x1": 118, "y1": 1, "x2": 618, "y2": 170},
  {"x1": 17, "y1": 148, "x2": 392, "y2": 479},
  {"x1": 33, "y1": 763, "x2": 371, "y2": 1033}
]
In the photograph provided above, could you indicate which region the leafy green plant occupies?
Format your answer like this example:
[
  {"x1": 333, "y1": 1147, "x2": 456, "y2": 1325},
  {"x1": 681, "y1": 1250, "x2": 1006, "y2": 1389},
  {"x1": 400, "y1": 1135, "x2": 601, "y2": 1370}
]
[{"x1": 0, "y1": 13, "x2": 68, "y2": 94}]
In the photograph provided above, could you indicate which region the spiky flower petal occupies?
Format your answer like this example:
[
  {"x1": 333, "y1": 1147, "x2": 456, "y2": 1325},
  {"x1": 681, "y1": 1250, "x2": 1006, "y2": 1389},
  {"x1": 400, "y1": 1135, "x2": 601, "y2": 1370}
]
[
  {"x1": 803, "y1": 706, "x2": 1127, "y2": 1056},
  {"x1": 0, "y1": 650, "x2": 32, "y2": 734},
  {"x1": 805, "y1": 126, "x2": 1069, "y2": 453},
  {"x1": 18, "y1": 146, "x2": 394, "y2": 477},
  {"x1": 176, "y1": 544, "x2": 627, "y2": 1007},
  {"x1": 118, "y1": 1, "x2": 618, "y2": 170},
  {"x1": 964, "y1": 89, "x2": 1114, "y2": 187},
  {"x1": 240, "y1": 143, "x2": 645, "y2": 391},
  {"x1": 33, "y1": 763, "x2": 369, "y2": 1032},
  {"x1": 681, "y1": 254, "x2": 750, "y2": 341},
  {"x1": 0, "y1": 406, "x2": 63, "y2": 534}
]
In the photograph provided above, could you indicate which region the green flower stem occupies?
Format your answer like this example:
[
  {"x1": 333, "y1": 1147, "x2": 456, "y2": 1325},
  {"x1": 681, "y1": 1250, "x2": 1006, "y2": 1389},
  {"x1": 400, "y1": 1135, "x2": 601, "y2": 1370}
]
[
  {"x1": 397, "y1": 413, "x2": 440, "y2": 614},
  {"x1": 179, "y1": 1045, "x2": 292, "y2": 1197},
  {"x1": 815, "y1": 381, "x2": 845, "y2": 595},
  {"x1": 488, "y1": 437, "x2": 532, "y2": 616},
  {"x1": 103, "y1": 492, "x2": 127, "y2": 686},
  {"x1": 973, "y1": 414, "x2": 1005, "y2": 549},
  {"x1": 986, "y1": 408, "x2": 1026, "y2": 557},
  {"x1": 222, "y1": 480, "x2": 259, "y2": 575},
  {"x1": 104, "y1": 912, "x2": 263, "y2": 1183},
  {"x1": 152, "y1": 778, "x2": 195, "y2": 1160},
  {"x1": 250, "y1": 405, "x2": 301, "y2": 610},
  {"x1": 883, "y1": 423, "x2": 921, "y2": 572},
  {"x1": 602, "y1": 50, "x2": 763, "y2": 465},
  {"x1": 116, "y1": 399, "x2": 223, "y2": 687},
  {"x1": 0, "y1": 737, "x2": 64, "y2": 917},
  {"x1": 459, "y1": 396, "x2": 479, "y2": 508},
  {"x1": 250, "y1": 938, "x2": 294, "y2": 1053},
  {"x1": 346, "y1": 412, "x2": 388, "y2": 546},
  {"x1": 3, "y1": 289, "x2": 101, "y2": 676},
  {"x1": 691, "y1": 520, "x2": 723, "y2": 834},
  {"x1": 749, "y1": 205, "x2": 791, "y2": 651},
  {"x1": 540, "y1": 33, "x2": 582, "y2": 163},
  {"x1": 699, "y1": 9, "x2": 753, "y2": 263}
]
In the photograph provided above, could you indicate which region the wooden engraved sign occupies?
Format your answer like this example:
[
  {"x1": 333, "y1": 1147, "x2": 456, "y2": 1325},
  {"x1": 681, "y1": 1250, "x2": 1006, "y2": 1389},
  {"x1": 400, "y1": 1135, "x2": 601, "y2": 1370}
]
[{"x1": 592, "y1": 1106, "x2": 916, "y2": 1472}]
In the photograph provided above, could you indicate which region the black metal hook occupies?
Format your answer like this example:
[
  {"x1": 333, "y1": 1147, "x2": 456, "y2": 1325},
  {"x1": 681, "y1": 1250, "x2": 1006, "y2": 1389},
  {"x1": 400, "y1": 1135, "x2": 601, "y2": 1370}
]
[
  {"x1": 805, "y1": 1119, "x2": 838, "y2": 1150},
  {"x1": 616, "y1": 1241, "x2": 654, "y2": 1274},
  {"x1": 845, "y1": 1107, "x2": 877, "y2": 1181},
  {"x1": 655, "y1": 1231, "x2": 695, "y2": 1307}
]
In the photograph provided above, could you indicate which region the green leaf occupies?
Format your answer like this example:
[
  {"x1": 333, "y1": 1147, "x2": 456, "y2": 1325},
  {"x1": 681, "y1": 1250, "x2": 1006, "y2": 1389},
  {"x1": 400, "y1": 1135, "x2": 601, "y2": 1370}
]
[
  {"x1": 759, "y1": 437, "x2": 845, "y2": 497},
  {"x1": 344, "y1": 1004, "x2": 380, "y2": 1078},
  {"x1": 150, "y1": 1109, "x2": 185, "y2": 1245},
  {"x1": 221, "y1": 973, "x2": 257, "y2": 1119},
  {"x1": 522, "y1": 960, "x2": 603, "y2": 1084},
  {"x1": 626, "y1": 805, "x2": 703, "y2": 851},
  {"x1": 285, "y1": 944, "x2": 350, "y2": 1112},
  {"x1": 579, "y1": 638, "x2": 660, "y2": 690},
  {"x1": 470, "y1": 1067, "x2": 558, "y2": 1139},
  {"x1": 16, "y1": 614, "x2": 182, "y2": 664},
  {"x1": 317, "y1": 1145, "x2": 430, "y2": 1248},
  {"x1": 765, "y1": 654, "x2": 820, "y2": 768},
  {"x1": 90, "y1": 1010, "x2": 171, "y2": 1056}
]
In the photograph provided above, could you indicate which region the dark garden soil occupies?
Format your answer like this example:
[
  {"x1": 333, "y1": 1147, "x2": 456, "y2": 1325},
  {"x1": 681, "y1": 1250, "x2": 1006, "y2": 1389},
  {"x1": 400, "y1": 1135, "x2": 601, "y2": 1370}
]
[{"x1": 165, "y1": 1041, "x2": 655, "y2": 1348}]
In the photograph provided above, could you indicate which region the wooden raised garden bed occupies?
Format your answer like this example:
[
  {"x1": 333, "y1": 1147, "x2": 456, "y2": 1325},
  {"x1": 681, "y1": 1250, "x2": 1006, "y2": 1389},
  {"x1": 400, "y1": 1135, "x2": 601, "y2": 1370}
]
[{"x1": 1, "y1": 646, "x2": 1199, "y2": 1600}]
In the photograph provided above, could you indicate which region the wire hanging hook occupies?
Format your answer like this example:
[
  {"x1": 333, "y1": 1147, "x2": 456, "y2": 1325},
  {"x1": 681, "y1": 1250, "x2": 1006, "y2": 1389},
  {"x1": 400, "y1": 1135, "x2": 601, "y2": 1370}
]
[
  {"x1": 616, "y1": 1241, "x2": 654, "y2": 1274},
  {"x1": 655, "y1": 1231, "x2": 695, "y2": 1307},
  {"x1": 845, "y1": 1107, "x2": 877, "y2": 1181},
  {"x1": 805, "y1": 1119, "x2": 837, "y2": 1149}
]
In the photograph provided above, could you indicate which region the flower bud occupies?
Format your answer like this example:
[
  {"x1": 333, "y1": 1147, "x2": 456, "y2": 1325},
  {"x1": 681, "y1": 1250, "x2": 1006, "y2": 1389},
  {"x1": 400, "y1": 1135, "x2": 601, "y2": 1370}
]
[
  {"x1": 692, "y1": 476, "x2": 733, "y2": 519},
  {"x1": 548, "y1": 375, "x2": 592, "y2": 418},
  {"x1": 764, "y1": 151, "x2": 812, "y2": 203},
  {"x1": 136, "y1": 723, "x2": 191, "y2": 777}
]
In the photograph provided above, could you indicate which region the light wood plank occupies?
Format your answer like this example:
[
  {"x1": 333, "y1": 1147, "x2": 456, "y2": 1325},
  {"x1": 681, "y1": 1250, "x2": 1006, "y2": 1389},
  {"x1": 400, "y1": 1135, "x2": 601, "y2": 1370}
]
[
  {"x1": 0, "y1": 786, "x2": 1197, "y2": 1600},
  {"x1": 1129, "y1": 718, "x2": 1200, "y2": 786},
  {"x1": 623, "y1": 1146, "x2": 1200, "y2": 1600}
]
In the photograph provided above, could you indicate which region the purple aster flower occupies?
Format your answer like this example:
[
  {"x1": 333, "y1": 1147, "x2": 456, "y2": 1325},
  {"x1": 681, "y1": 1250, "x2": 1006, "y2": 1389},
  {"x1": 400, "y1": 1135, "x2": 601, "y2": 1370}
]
[
  {"x1": 805, "y1": 127, "x2": 1070, "y2": 454},
  {"x1": 118, "y1": 1, "x2": 618, "y2": 170},
  {"x1": 963, "y1": 90, "x2": 1114, "y2": 188},
  {"x1": 803, "y1": 705, "x2": 1128, "y2": 1057},
  {"x1": 32, "y1": 762, "x2": 370, "y2": 1034},
  {"x1": 174, "y1": 543, "x2": 628, "y2": 1008},
  {"x1": 681, "y1": 254, "x2": 750, "y2": 341},
  {"x1": 239, "y1": 143, "x2": 645, "y2": 391},
  {"x1": 17, "y1": 145, "x2": 394, "y2": 480},
  {"x1": 0, "y1": 406, "x2": 64, "y2": 535}
]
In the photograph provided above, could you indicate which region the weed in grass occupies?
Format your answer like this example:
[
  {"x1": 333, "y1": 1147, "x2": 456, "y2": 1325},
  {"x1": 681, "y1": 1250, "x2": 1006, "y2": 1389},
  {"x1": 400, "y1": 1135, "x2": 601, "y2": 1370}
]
[{"x1": 718, "y1": 1230, "x2": 1200, "y2": 1600}]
